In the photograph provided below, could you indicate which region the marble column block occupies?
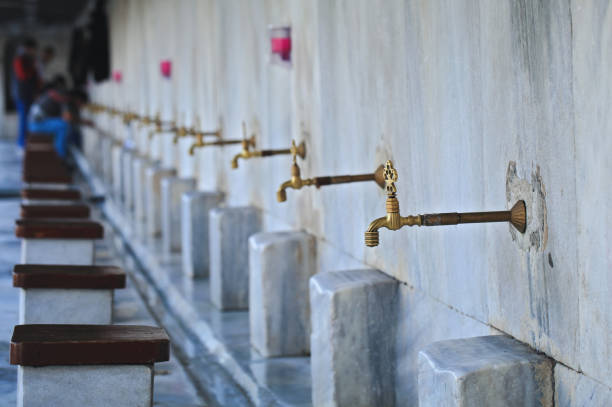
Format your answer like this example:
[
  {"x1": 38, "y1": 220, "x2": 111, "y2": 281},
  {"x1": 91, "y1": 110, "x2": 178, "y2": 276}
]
[
  {"x1": 132, "y1": 156, "x2": 149, "y2": 237},
  {"x1": 209, "y1": 206, "x2": 262, "y2": 310},
  {"x1": 144, "y1": 166, "x2": 176, "y2": 238},
  {"x1": 310, "y1": 269, "x2": 399, "y2": 407},
  {"x1": 111, "y1": 143, "x2": 123, "y2": 203},
  {"x1": 18, "y1": 365, "x2": 153, "y2": 407},
  {"x1": 121, "y1": 148, "x2": 134, "y2": 214},
  {"x1": 101, "y1": 137, "x2": 113, "y2": 185},
  {"x1": 249, "y1": 231, "x2": 316, "y2": 357},
  {"x1": 418, "y1": 335, "x2": 554, "y2": 407},
  {"x1": 161, "y1": 177, "x2": 196, "y2": 254},
  {"x1": 19, "y1": 289, "x2": 113, "y2": 324},
  {"x1": 20, "y1": 239, "x2": 94, "y2": 265},
  {"x1": 181, "y1": 191, "x2": 224, "y2": 277}
]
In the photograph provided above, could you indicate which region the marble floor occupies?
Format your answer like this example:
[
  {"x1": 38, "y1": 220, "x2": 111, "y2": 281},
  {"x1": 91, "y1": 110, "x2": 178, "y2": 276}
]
[{"x1": 0, "y1": 139, "x2": 206, "y2": 406}]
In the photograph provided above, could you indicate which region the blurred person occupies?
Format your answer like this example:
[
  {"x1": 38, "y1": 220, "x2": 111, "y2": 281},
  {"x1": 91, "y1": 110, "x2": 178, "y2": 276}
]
[
  {"x1": 28, "y1": 85, "x2": 88, "y2": 158},
  {"x1": 12, "y1": 37, "x2": 41, "y2": 148},
  {"x1": 39, "y1": 45, "x2": 56, "y2": 83}
]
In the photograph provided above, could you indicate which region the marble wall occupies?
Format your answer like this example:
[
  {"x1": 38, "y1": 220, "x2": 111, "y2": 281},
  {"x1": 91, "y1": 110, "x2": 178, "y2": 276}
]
[{"x1": 92, "y1": 0, "x2": 612, "y2": 404}]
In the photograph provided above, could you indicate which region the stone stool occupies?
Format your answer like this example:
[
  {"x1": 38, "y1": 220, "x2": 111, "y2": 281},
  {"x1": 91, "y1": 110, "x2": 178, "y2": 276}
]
[
  {"x1": 13, "y1": 264, "x2": 125, "y2": 324},
  {"x1": 160, "y1": 177, "x2": 196, "y2": 254},
  {"x1": 11, "y1": 324, "x2": 169, "y2": 407},
  {"x1": 20, "y1": 204, "x2": 90, "y2": 219},
  {"x1": 209, "y1": 206, "x2": 261, "y2": 310},
  {"x1": 418, "y1": 335, "x2": 553, "y2": 407},
  {"x1": 181, "y1": 191, "x2": 223, "y2": 277},
  {"x1": 145, "y1": 166, "x2": 176, "y2": 237},
  {"x1": 16, "y1": 219, "x2": 104, "y2": 265},
  {"x1": 249, "y1": 231, "x2": 316, "y2": 357},
  {"x1": 310, "y1": 269, "x2": 399, "y2": 407}
]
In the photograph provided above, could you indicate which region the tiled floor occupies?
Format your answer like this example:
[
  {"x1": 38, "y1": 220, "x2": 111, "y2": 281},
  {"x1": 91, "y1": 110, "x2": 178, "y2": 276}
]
[{"x1": 0, "y1": 139, "x2": 206, "y2": 406}]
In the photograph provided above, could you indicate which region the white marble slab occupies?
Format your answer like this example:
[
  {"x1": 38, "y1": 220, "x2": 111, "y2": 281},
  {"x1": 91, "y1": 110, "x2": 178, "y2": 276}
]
[
  {"x1": 310, "y1": 269, "x2": 398, "y2": 407},
  {"x1": 18, "y1": 364, "x2": 153, "y2": 407},
  {"x1": 418, "y1": 335, "x2": 553, "y2": 407},
  {"x1": 19, "y1": 288, "x2": 113, "y2": 324},
  {"x1": 20, "y1": 239, "x2": 94, "y2": 265},
  {"x1": 249, "y1": 231, "x2": 316, "y2": 357},
  {"x1": 181, "y1": 191, "x2": 223, "y2": 277},
  {"x1": 209, "y1": 206, "x2": 261, "y2": 310}
]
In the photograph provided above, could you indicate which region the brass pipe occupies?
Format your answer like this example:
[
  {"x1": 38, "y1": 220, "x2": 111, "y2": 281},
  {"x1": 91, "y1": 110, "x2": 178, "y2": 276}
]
[
  {"x1": 231, "y1": 123, "x2": 306, "y2": 168},
  {"x1": 276, "y1": 140, "x2": 385, "y2": 202},
  {"x1": 189, "y1": 132, "x2": 251, "y2": 156},
  {"x1": 364, "y1": 160, "x2": 527, "y2": 247}
]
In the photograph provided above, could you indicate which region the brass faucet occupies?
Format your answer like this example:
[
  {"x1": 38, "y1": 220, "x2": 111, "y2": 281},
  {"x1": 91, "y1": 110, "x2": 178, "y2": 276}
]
[
  {"x1": 276, "y1": 141, "x2": 385, "y2": 202},
  {"x1": 364, "y1": 160, "x2": 527, "y2": 247},
  {"x1": 188, "y1": 124, "x2": 247, "y2": 155},
  {"x1": 230, "y1": 122, "x2": 306, "y2": 169},
  {"x1": 122, "y1": 111, "x2": 140, "y2": 125},
  {"x1": 147, "y1": 113, "x2": 175, "y2": 139}
]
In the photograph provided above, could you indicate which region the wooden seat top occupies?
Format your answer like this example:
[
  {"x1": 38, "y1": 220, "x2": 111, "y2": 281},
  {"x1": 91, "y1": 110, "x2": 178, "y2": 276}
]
[
  {"x1": 20, "y1": 204, "x2": 90, "y2": 219},
  {"x1": 13, "y1": 264, "x2": 125, "y2": 289},
  {"x1": 10, "y1": 325, "x2": 169, "y2": 366},
  {"x1": 15, "y1": 219, "x2": 104, "y2": 239},
  {"x1": 21, "y1": 188, "x2": 82, "y2": 201}
]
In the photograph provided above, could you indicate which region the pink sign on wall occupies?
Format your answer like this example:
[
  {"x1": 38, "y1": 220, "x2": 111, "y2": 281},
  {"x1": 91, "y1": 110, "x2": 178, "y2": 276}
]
[
  {"x1": 160, "y1": 60, "x2": 172, "y2": 78},
  {"x1": 112, "y1": 70, "x2": 122, "y2": 83}
]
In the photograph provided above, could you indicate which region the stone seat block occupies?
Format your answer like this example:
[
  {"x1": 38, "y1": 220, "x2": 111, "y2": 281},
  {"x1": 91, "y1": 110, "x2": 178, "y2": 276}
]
[
  {"x1": 310, "y1": 269, "x2": 399, "y2": 407},
  {"x1": 181, "y1": 191, "x2": 224, "y2": 277},
  {"x1": 418, "y1": 335, "x2": 554, "y2": 407},
  {"x1": 20, "y1": 204, "x2": 90, "y2": 219},
  {"x1": 209, "y1": 206, "x2": 262, "y2": 310},
  {"x1": 16, "y1": 219, "x2": 104, "y2": 265},
  {"x1": 13, "y1": 264, "x2": 126, "y2": 324},
  {"x1": 161, "y1": 177, "x2": 196, "y2": 254},
  {"x1": 11, "y1": 324, "x2": 169, "y2": 407},
  {"x1": 145, "y1": 166, "x2": 176, "y2": 237},
  {"x1": 249, "y1": 231, "x2": 316, "y2": 357}
]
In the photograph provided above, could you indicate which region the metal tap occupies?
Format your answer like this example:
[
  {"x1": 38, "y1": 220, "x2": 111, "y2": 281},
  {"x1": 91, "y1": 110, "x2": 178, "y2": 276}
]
[
  {"x1": 122, "y1": 111, "x2": 140, "y2": 125},
  {"x1": 188, "y1": 124, "x2": 247, "y2": 155},
  {"x1": 276, "y1": 141, "x2": 385, "y2": 202},
  {"x1": 364, "y1": 160, "x2": 527, "y2": 247},
  {"x1": 231, "y1": 122, "x2": 306, "y2": 169},
  {"x1": 147, "y1": 113, "x2": 175, "y2": 139}
]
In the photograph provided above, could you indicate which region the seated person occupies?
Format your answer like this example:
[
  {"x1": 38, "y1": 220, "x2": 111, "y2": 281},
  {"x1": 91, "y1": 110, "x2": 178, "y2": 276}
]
[{"x1": 28, "y1": 82, "x2": 88, "y2": 158}]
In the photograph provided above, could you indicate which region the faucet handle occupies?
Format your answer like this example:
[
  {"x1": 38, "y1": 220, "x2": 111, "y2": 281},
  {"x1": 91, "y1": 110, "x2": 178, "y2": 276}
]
[
  {"x1": 241, "y1": 121, "x2": 256, "y2": 149},
  {"x1": 383, "y1": 160, "x2": 398, "y2": 196},
  {"x1": 290, "y1": 139, "x2": 303, "y2": 163}
]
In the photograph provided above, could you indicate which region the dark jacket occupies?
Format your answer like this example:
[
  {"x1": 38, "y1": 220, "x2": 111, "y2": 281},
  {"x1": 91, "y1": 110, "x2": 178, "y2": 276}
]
[{"x1": 12, "y1": 54, "x2": 40, "y2": 103}]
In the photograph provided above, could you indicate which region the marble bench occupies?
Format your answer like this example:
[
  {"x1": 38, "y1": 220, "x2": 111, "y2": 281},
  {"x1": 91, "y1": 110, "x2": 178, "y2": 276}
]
[
  {"x1": 418, "y1": 335, "x2": 553, "y2": 407},
  {"x1": 16, "y1": 219, "x2": 104, "y2": 265},
  {"x1": 249, "y1": 231, "x2": 316, "y2": 357},
  {"x1": 310, "y1": 269, "x2": 399, "y2": 407},
  {"x1": 11, "y1": 324, "x2": 170, "y2": 407},
  {"x1": 20, "y1": 204, "x2": 90, "y2": 219},
  {"x1": 13, "y1": 264, "x2": 125, "y2": 324}
]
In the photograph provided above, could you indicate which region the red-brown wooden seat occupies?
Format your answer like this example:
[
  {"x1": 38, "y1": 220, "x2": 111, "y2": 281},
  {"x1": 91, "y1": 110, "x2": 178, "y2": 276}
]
[
  {"x1": 10, "y1": 325, "x2": 169, "y2": 366},
  {"x1": 13, "y1": 264, "x2": 125, "y2": 289},
  {"x1": 21, "y1": 188, "x2": 82, "y2": 201},
  {"x1": 15, "y1": 219, "x2": 103, "y2": 239},
  {"x1": 20, "y1": 204, "x2": 90, "y2": 219}
]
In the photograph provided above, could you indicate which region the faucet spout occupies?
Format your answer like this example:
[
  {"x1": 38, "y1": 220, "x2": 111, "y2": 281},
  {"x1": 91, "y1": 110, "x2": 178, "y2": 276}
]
[
  {"x1": 364, "y1": 160, "x2": 527, "y2": 247},
  {"x1": 276, "y1": 179, "x2": 295, "y2": 202},
  {"x1": 231, "y1": 151, "x2": 248, "y2": 169}
]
